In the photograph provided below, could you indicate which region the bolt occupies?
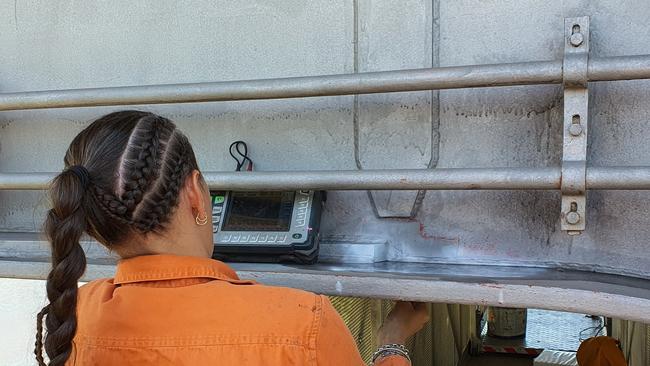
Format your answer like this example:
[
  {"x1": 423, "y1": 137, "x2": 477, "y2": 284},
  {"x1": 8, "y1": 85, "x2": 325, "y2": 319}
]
[
  {"x1": 566, "y1": 211, "x2": 581, "y2": 225},
  {"x1": 569, "y1": 123, "x2": 583, "y2": 136},
  {"x1": 570, "y1": 33, "x2": 584, "y2": 47}
]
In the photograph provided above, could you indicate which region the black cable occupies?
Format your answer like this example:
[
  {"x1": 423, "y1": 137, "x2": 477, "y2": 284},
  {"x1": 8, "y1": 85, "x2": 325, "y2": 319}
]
[
  {"x1": 579, "y1": 316, "x2": 605, "y2": 341},
  {"x1": 229, "y1": 141, "x2": 254, "y2": 171}
]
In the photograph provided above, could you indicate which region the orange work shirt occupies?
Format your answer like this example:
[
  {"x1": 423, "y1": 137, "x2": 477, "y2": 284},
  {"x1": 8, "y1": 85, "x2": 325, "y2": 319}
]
[{"x1": 69, "y1": 254, "x2": 407, "y2": 365}]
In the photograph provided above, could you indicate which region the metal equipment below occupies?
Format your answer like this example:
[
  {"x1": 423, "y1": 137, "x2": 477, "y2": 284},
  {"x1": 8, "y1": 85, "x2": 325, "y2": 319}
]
[{"x1": 480, "y1": 309, "x2": 605, "y2": 356}]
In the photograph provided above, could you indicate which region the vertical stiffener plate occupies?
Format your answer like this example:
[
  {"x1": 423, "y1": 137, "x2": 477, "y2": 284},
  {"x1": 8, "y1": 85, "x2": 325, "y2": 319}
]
[{"x1": 561, "y1": 17, "x2": 590, "y2": 234}]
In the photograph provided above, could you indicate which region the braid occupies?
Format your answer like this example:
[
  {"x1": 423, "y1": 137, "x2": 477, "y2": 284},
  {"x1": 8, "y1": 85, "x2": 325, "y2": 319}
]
[
  {"x1": 87, "y1": 114, "x2": 177, "y2": 230},
  {"x1": 34, "y1": 110, "x2": 202, "y2": 366},
  {"x1": 84, "y1": 113, "x2": 195, "y2": 235},
  {"x1": 93, "y1": 186, "x2": 133, "y2": 226},
  {"x1": 36, "y1": 170, "x2": 88, "y2": 366},
  {"x1": 133, "y1": 132, "x2": 192, "y2": 232},
  {"x1": 35, "y1": 305, "x2": 49, "y2": 366},
  {"x1": 120, "y1": 116, "x2": 175, "y2": 213}
]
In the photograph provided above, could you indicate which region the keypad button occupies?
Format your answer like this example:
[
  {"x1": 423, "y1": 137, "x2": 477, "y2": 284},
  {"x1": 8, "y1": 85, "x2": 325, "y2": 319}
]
[
  {"x1": 212, "y1": 225, "x2": 218, "y2": 233},
  {"x1": 259, "y1": 234, "x2": 267, "y2": 242},
  {"x1": 240, "y1": 234, "x2": 249, "y2": 242},
  {"x1": 267, "y1": 234, "x2": 276, "y2": 242},
  {"x1": 277, "y1": 234, "x2": 287, "y2": 242},
  {"x1": 212, "y1": 206, "x2": 223, "y2": 215},
  {"x1": 222, "y1": 234, "x2": 231, "y2": 242},
  {"x1": 249, "y1": 234, "x2": 258, "y2": 243}
]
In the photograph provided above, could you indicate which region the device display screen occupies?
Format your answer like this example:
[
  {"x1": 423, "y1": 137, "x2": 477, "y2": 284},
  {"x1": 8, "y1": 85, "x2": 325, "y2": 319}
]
[{"x1": 222, "y1": 191, "x2": 295, "y2": 231}]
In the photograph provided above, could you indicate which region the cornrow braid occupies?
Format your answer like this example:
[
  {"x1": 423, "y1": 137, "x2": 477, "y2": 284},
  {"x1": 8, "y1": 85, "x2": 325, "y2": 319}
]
[
  {"x1": 118, "y1": 116, "x2": 176, "y2": 213},
  {"x1": 89, "y1": 114, "x2": 179, "y2": 230},
  {"x1": 132, "y1": 132, "x2": 193, "y2": 233},
  {"x1": 92, "y1": 186, "x2": 133, "y2": 226}
]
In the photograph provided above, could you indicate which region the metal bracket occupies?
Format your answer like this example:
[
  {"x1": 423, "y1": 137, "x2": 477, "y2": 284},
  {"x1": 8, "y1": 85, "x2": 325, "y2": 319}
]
[{"x1": 561, "y1": 17, "x2": 590, "y2": 234}]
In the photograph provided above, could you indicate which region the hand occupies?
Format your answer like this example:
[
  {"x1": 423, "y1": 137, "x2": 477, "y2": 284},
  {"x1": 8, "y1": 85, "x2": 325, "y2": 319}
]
[{"x1": 377, "y1": 301, "x2": 430, "y2": 345}]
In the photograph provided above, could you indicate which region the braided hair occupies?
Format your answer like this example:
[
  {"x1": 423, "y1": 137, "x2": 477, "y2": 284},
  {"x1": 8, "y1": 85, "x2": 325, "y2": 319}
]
[{"x1": 34, "y1": 111, "x2": 200, "y2": 365}]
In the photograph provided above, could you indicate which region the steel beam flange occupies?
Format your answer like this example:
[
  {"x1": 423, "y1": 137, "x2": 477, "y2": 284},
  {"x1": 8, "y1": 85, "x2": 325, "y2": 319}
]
[{"x1": 561, "y1": 17, "x2": 590, "y2": 234}]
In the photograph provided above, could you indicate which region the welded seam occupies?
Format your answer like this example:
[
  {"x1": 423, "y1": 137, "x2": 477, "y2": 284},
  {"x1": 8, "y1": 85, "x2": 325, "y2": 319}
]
[
  {"x1": 352, "y1": 0, "x2": 362, "y2": 170},
  {"x1": 351, "y1": 0, "x2": 381, "y2": 217},
  {"x1": 411, "y1": 0, "x2": 442, "y2": 217}
]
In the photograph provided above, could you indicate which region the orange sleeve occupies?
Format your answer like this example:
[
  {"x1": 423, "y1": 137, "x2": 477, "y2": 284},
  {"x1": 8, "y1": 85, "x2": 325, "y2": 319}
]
[{"x1": 315, "y1": 295, "x2": 409, "y2": 366}]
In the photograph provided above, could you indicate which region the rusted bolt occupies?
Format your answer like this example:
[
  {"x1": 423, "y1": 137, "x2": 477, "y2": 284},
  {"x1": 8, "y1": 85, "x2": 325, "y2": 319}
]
[
  {"x1": 570, "y1": 33, "x2": 584, "y2": 47},
  {"x1": 566, "y1": 211, "x2": 581, "y2": 225},
  {"x1": 569, "y1": 123, "x2": 583, "y2": 136}
]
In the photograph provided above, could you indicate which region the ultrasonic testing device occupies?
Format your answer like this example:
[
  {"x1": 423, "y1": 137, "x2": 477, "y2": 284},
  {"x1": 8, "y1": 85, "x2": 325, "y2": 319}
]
[
  {"x1": 211, "y1": 141, "x2": 324, "y2": 263},
  {"x1": 211, "y1": 190, "x2": 324, "y2": 264}
]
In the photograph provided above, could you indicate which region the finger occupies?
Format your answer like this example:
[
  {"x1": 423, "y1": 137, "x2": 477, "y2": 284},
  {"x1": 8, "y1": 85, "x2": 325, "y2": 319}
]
[{"x1": 411, "y1": 302, "x2": 430, "y2": 323}]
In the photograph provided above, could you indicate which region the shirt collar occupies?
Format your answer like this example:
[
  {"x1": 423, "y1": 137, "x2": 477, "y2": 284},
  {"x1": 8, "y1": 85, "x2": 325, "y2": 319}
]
[{"x1": 114, "y1": 254, "x2": 254, "y2": 285}]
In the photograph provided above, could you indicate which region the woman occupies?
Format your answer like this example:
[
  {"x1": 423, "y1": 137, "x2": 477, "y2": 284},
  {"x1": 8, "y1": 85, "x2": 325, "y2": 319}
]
[{"x1": 34, "y1": 110, "x2": 429, "y2": 365}]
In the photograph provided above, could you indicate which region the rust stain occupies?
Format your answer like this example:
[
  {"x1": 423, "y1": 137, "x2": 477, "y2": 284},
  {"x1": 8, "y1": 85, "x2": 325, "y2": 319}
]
[{"x1": 418, "y1": 221, "x2": 460, "y2": 244}]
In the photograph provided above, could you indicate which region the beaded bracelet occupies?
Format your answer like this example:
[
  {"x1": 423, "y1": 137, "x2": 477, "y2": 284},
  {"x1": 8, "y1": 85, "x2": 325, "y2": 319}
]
[{"x1": 371, "y1": 344, "x2": 411, "y2": 365}]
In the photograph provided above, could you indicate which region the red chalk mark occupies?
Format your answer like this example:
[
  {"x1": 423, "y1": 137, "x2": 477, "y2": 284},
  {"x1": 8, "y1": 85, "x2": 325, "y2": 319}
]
[
  {"x1": 387, "y1": 217, "x2": 459, "y2": 243},
  {"x1": 462, "y1": 242, "x2": 498, "y2": 255}
]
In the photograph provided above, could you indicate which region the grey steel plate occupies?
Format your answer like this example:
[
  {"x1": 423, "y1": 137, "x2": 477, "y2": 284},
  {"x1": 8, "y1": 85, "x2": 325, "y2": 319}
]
[{"x1": 1, "y1": 233, "x2": 649, "y2": 324}]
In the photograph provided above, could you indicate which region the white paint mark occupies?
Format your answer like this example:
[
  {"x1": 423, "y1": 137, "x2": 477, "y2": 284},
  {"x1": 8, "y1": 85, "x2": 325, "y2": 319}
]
[
  {"x1": 335, "y1": 280, "x2": 343, "y2": 293},
  {"x1": 498, "y1": 290, "x2": 504, "y2": 304}
]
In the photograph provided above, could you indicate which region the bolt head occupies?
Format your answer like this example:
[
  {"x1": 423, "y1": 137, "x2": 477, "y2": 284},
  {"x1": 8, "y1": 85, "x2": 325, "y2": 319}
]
[
  {"x1": 569, "y1": 124, "x2": 583, "y2": 136},
  {"x1": 570, "y1": 33, "x2": 584, "y2": 47},
  {"x1": 566, "y1": 211, "x2": 581, "y2": 225}
]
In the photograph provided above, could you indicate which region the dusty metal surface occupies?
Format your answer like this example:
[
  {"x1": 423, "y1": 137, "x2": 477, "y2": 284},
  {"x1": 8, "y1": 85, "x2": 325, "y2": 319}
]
[
  {"x1": 430, "y1": 0, "x2": 650, "y2": 280},
  {"x1": 2, "y1": 56, "x2": 650, "y2": 111},
  {"x1": 3, "y1": 256, "x2": 650, "y2": 324},
  {"x1": 7, "y1": 166, "x2": 650, "y2": 191},
  {"x1": 2, "y1": 234, "x2": 650, "y2": 323},
  {"x1": 1, "y1": 1, "x2": 650, "y2": 315}
]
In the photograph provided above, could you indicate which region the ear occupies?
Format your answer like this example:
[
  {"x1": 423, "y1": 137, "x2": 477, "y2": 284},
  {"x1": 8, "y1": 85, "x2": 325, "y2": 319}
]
[{"x1": 184, "y1": 170, "x2": 205, "y2": 213}]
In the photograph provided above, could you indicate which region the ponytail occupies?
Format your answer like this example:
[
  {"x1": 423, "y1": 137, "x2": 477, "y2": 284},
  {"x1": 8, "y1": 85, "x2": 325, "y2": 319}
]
[
  {"x1": 33, "y1": 110, "x2": 201, "y2": 365},
  {"x1": 35, "y1": 167, "x2": 89, "y2": 366}
]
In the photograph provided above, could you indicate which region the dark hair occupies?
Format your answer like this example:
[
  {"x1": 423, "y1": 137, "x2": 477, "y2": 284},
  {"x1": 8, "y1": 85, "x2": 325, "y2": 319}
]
[{"x1": 34, "y1": 110, "x2": 200, "y2": 366}]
